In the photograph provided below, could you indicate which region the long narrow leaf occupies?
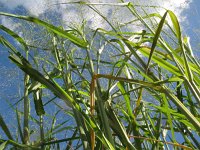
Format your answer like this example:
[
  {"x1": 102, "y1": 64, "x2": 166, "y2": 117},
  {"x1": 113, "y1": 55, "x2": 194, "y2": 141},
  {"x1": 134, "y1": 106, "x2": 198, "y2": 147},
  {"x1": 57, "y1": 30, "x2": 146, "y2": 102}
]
[
  {"x1": 146, "y1": 11, "x2": 168, "y2": 71},
  {"x1": 0, "y1": 115, "x2": 13, "y2": 140},
  {"x1": 0, "y1": 25, "x2": 28, "y2": 51},
  {"x1": 0, "y1": 141, "x2": 7, "y2": 150},
  {"x1": 0, "y1": 12, "x2": 88, "y2": 48}
]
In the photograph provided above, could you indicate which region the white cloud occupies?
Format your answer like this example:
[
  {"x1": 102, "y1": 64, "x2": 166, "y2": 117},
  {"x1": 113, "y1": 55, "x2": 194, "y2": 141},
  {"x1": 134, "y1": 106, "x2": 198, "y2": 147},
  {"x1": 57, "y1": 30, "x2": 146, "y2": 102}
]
[
  {"x1": 0, "y1": 16, "x2": 20, "y2": 31},
  {"x1": 154, "y1": 0, "x2": 192, "y2": 20},
  {"x1": 0, "y1": 0, "x2": 47, "y2": 16},
  {"x1": 0, "y1": 0, "x2": 192, "y2": 30}
]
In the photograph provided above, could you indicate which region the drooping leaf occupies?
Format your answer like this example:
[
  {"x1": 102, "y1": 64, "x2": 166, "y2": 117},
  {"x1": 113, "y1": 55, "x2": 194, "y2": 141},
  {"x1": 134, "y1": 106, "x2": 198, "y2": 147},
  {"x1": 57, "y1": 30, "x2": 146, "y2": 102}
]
[{"x1": 0, "y1": 12, "x2": 88, "y2": 48}]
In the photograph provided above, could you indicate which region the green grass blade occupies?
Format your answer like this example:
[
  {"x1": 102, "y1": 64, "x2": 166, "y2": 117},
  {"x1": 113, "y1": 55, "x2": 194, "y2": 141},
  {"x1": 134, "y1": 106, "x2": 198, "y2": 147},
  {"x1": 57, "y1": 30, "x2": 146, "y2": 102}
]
[
  {"x1": 106, "y1": 104, "x2": 136, "y2": 150},
  {"x1": 23, "y1": 74, "x2": 30, "y2": 144},
  {"x1": 117, "y1": 82, "x2": 133, "y2": 117},
  {"x1": 0, "y1": 36, "x2": 18, "y2": 53},
  {"x1": 138, "y1": 46, "x2": 182, "y2": 76},
  {"x1": 15, "y1": 109, "x2": 24, "y2": 144},
  {"x1": 0, "y1": 25, "x2": 28, "y2": 51},
  {"x1": 161, "y1": 93, "x2": 175, "y2": 141},
  {"x1": 168, "y1": 10, "x2": 193, "y2": 80},
  {"x1": 0, "y1": 12, "x2": 88, "y2": 48},
  {"x1": 73, "y1": 109, "x2": 91, "y2": 150},
  {"x1": 33, "y1": 89, "x2": 45, "y2": 116},
  {"x1": 0, "y1": 141, "x2": 7, "y2": 150},
  {"x1": 0, "y1": 115, "x2": 13, "y2": 140},
  {"x1": 8, "y1": 53, "x2": 74, "y2": 107},
  {"x1": 162, "y1": 86, "x2": 200, "y2": 131},
  {"x1": 0, "y1": 139, "x2": 40, "y2": 149},
  {"x1": 95, "y1": 93, "x2": 115, "y2": 148},
  {"x1": 146, "y1": 11, "x2": 168, "y2": 71}
]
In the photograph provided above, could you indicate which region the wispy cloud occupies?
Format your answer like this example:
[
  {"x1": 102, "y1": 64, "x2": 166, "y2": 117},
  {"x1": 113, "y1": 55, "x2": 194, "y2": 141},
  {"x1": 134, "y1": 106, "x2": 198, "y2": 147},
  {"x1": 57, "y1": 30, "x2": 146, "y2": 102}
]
[
  {"x1": 152, "y1": 0, "x2": 192, "y2": 20},
  {"x1": 0, "y1": 16, "x2": 21, "y2": 31},
  {"x1": 0, "y1": 0, "x2": 47, "y2": 16},
  {"x1": 0, "y1": 0, "x2": 192, "y2": 30}
]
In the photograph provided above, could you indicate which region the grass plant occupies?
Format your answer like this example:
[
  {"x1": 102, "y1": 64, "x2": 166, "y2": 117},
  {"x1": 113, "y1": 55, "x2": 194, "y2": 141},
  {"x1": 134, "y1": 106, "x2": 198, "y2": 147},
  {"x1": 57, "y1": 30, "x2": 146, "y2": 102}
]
[{"x1": 0, "y1": 1, "x2": 200, "y2": 149}]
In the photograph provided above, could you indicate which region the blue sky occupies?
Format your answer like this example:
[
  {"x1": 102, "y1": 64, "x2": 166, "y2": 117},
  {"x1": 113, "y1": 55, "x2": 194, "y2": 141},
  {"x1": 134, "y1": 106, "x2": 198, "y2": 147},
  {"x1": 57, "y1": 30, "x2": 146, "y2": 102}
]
[
  {"x1": 0, "y1": 0, "x2": 200, "y2": 147},
  {"x1": 0, "y1": 1, "x2": 198, "y2": 108},
  {"x1": 1, "y1": 0, "x2": 199, "y2": 105}
]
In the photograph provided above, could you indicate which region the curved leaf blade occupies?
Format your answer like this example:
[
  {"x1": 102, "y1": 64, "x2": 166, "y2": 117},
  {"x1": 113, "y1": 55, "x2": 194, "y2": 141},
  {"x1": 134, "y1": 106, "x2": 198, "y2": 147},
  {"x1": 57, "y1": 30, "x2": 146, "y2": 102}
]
[{"x1": 0, "y1": 12, "x2": 88, "y2": 48}]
